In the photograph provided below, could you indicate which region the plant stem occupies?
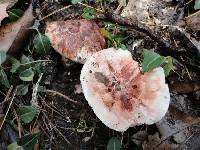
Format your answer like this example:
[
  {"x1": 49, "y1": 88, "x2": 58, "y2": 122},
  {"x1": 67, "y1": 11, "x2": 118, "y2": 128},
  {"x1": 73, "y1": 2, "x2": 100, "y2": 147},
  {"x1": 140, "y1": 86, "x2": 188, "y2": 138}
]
[{"x1": 20, "y1": 60, "x2": 52, "y2": 66}]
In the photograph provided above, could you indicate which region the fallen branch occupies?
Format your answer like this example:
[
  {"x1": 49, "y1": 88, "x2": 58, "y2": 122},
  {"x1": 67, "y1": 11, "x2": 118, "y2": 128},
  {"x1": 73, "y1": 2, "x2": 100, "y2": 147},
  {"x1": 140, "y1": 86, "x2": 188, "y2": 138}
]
[{"x1": 96, "y1": 11, "x2": 200, "y2": 69}]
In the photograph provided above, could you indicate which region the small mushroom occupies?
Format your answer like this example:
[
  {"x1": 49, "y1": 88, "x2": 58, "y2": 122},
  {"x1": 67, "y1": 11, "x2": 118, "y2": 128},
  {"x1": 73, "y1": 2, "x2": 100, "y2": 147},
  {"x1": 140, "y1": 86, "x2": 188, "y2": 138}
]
[
  {"x1": 80, "y1": 48, "x2": 170, "y2": 131},
  {"x1": 45, "y1": 20, "x2": 106, "y2": 63}
]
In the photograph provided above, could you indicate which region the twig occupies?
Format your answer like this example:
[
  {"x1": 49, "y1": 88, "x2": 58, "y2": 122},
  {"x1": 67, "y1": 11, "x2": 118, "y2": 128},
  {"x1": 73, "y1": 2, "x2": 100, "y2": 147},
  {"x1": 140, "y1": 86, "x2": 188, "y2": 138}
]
[
  {"x1": 40, "y1": 97, "x2": 69, "y2": 119},
  {"x1": 0, "y1": 86, "x2": 16, "y2": 131},
  {"x1": 31, "y1": 73, "x2": 43, "y2": 109},
  {"x1": 12, "y1": 107, "x2": 22, "y2": 138},
  {"x1": 185, "y1": 10, "x2": 200, "y2": 19},
  {"x1": 31, "y1": 111, "x2": 40, "y2": 133},
  {"x1": 0, "y1": 90, "x2": 6, "y2": 96},
  {"x1": 3, "y1": 86, "x2": 13, "y2": 102},
  {"x1": 40, "y1": 5, "x2": 72, "y2": 21},
  {"x1": 45, "y1": 89, "x2": 79, "y2": 105},
  {"x1": 184, "y1": 65, "x2": 192, "y2": 80},
  {"x1": 54, "y1": 127, "x2": 71, "y2": 144},
  {"x1": 21, "y1": 60, "x2": 52, "y2": 66},
  {"x1": 178, "y1": 132, "x2": 195, "y2": 149}
]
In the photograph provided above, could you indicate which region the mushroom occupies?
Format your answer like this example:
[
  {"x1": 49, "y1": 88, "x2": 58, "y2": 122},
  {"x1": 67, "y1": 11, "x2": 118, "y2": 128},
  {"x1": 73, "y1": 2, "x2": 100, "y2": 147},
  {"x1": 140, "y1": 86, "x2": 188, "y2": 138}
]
[
  {"x1": 80, "y1": 48, "x2": 170, "y2": 131},
  {"x1": 45, "y1": 19, "x2": 106, "y2": 64}
]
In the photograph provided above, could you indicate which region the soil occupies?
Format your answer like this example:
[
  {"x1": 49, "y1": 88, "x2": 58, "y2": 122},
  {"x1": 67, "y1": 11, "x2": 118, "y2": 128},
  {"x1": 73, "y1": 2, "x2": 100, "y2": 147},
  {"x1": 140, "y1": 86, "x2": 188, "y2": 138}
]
[{"x1": 41, "y1": 52, "x2": 143, "y2": 150}]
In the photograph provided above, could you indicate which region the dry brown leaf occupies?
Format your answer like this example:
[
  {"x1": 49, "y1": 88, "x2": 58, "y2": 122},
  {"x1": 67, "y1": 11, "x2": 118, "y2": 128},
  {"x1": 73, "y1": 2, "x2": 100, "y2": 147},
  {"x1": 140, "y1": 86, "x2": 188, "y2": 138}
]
[
  {"x1": 0, "y1": 3, "x2": 9, "y2": 25},
  {"x1": 156, "y1": 106, "x2": 200, "y2": 144},
  {"x1": 131, "y1": 131, "x2": 148, "y2": 146},
  {"x1": 186, "y1": 11, "x2": 200, "y2": 33},
  {"x1": 170, "y1": 82, "x2": 200, "y2": 94},
  {"x1": 143, "y1": 133, "x2": 178, "y2": 150},
  {"x1": 0, "y1": 5, "x2": 34, "y2": 58}
]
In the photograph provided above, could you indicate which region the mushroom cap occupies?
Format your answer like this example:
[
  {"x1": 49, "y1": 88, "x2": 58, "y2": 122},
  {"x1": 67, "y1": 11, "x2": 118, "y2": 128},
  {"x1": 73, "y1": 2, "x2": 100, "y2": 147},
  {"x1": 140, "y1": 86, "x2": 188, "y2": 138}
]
[
  {"x1": 45, "y1": 20, "x2": 106, "y2": 63},
  {"x1": 80, "y1": 48, "x2": 170, "y2": 131}
]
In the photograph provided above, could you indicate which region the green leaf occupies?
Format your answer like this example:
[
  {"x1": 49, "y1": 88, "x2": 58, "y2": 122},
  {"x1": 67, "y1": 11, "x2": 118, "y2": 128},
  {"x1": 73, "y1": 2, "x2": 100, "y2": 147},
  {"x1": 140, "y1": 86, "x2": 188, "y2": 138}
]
[
  {"x1": 71, "y1": 0, "x2": 82, "y2": 4},
  {"x1": 107, "y1": 137, "x2": 122, "y2": 150},
  {"x1": 33, "y1": 63, "x2": 41, "y2": 75},
  {"x1": 17, "y1": 133, "x2": 40, "y2": 150},
  {"x1": 33, "y1": 85, "x2": 46, "y2": 93},
  {"x1": 7, "y1": 142, "x2": 23, "y2": 150},
  {"x1": 17, "y1": 55, "x2": 34, "y2": 74},
  {"x1": 17, "y1": 106, "x2": 37, "y2": 124},
  {"x1": 0, "y1": 69, "x2": 10, "y2": 88},
  {"x1": 19, "y1": 68, "x2": 34, "y2": 81},
  {"x1": 21, "y1": 55, "x2": 34, "y2": 64},
  {"x1": 33, "y1": 33, "x2": 51, "y2": 54},
  {"x1": 82, "y1": 7, "x2": 96, "y2": 20},
  {"x1": 29, "y1": 19, "x2": 40, "y2": 30},
  {"x1": 8, "y1": 9, "x2": 24, "y2": 21},
  {"x1": 163, "y1": 56, "x2": 173, "y2": 76},
  {"x1": 16, "y1": 84, "x2": 29, "y2": 96},
  {"x1": 10, "y1": 58, "x2": 21, "y2": 73},
  {"x1": 194, "y1": 0, "x2": 200, "y2": 10},
  {"x1": 142, "y1": 49, "x2": 165, "y2": 72},
  {"x1": 119, "y1": 44, "x2": 127, "y2": 50},
  {"x1": 0, "y1": 51, "x2": 6, "y2": 65}
]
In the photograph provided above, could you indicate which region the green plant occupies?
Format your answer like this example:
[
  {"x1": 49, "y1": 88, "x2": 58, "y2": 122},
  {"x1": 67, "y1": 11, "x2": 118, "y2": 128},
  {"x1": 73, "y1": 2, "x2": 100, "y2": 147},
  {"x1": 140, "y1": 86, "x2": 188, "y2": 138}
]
[
  {"x1": 107, "y1": 137, "x2": 122, "y2": 150},
  {"x1": 30, "y1": 20, "x2": 51, "y2": 54},
  {"x1": 74, "y1": 119, "x2": 94, "y2": 133},
  {"x1": 100, "y1": 28, "x2": 127, "y2": 49},
  {"x1": 8, "y1": 133, "x2": 40, "y2": 150},
  {"x1": 8, "y1": 9, "x2": 24, "y2": 21},
  {"x1": 142, "y1": 49, "x2": 173, "y2": 76},
  {"x1": 82, "y1": 7, "x2": 96, "y2": 20},
  {"x1": 10, "y1": 55, "x2": 41, "y2": 81},
  {"x1": 194, "y1": 0, "x2": 200, "y2": 10},
  {"x1": 100, "y1": 22, "x2": 128, "y2": 49},
  {"x1": 17, "y1": 106, "x2": 37, "y2": 124}
]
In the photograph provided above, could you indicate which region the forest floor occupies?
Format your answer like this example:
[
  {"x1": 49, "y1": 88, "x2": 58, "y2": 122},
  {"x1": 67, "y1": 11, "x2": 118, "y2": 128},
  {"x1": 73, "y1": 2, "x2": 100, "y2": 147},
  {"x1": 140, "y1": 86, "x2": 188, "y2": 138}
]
[{"x1": 0, "y1": 0, "x2": 200, "y2": 149}]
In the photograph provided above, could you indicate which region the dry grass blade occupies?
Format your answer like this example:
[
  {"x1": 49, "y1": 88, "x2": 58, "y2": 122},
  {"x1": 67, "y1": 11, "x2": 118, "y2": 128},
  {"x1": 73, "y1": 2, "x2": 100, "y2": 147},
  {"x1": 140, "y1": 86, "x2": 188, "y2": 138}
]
[
  {"x1": 45, "y1": 89, "x2": 79, "y2": 104},
  {"x1": 31, "y1": 73, "x2": 43, "y2": 109},
  {"x1": 0, "y1": 86, "x2": 16, "y2": 131},
  {"x1": 40, "y1": 5, "x2": 72, "y2": 21}
]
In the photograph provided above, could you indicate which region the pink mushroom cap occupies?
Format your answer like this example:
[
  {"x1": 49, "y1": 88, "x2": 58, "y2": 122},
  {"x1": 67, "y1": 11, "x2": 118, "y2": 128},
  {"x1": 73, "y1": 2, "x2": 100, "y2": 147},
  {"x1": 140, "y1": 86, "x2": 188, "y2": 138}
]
[
  {"x1": 45, "y1": 19, "x2": 106, "y2": 63},
  {"x1": 80, "y1": 48, "x2": 170, "y2": 131}
]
